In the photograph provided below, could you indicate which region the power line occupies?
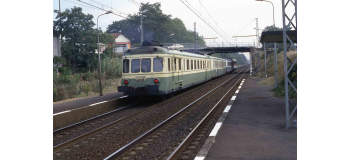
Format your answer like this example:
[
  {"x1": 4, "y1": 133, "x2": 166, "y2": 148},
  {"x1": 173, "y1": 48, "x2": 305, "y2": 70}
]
[
  {"x1": 89, "y1": 0, "x2": 128, "y2": 15},
  {"x1": 198, "y1": 0, "x2": 230, "y2": 40},
  {"x1": 179, "y1": 0, "x2": 229, "y2": 42},
  {"x1": 233, "y1": 19, "x2": 255, "y2": 37},
  {"x1": 128, "y1": 0, "x2": 140, "y2": 7},
  {"x1": 65, "y1": 0, "x2": 100, "y2": 10},
  {"x1": 76, "y1": 0, "x2": 127, "y2": 18}
]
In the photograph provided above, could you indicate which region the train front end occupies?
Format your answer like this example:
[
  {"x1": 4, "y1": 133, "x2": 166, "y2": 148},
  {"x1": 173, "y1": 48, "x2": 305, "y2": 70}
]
[{"x1": 117, "y1": 44, "x2": 170, "y2": 97}]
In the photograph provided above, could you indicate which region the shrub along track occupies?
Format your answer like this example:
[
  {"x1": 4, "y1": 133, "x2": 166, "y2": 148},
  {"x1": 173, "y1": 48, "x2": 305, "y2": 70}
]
[{"x1": 53, "y1": 67, "x2": 247, "y2": 160}]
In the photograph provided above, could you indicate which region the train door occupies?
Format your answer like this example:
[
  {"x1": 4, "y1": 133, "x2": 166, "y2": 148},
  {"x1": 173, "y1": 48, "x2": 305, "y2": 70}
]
[
  {"x1": 178, "y1": 58, "x2": 183, "y2": 83},
  {"x1": 172, "y1": 56, "x2": 179, "y2": 83},
  {"x1": 215, "y1": 61, "x2": 218, "y2": 77}
]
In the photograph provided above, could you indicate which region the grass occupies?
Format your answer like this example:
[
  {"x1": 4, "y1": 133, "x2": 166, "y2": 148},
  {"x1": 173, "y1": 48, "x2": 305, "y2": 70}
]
[
  {"x1": 252, "y1": 50, "x2": 297, "y2": 99},
  {"x1": 53, "y1": 78, "x2": 121, "y2": 105},
  {"x1": 53, "y1": 55, "x2": 123, "y2": 103}
]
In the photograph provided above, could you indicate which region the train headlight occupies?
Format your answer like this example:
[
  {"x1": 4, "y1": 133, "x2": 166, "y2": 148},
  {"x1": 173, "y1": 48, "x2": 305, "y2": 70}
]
[
  {"x1": 154, "y1": 79, "x2": 159, "y2": 84},
  {"x1": 124, "y1": 80, "x2": 129, "y2": 85}
]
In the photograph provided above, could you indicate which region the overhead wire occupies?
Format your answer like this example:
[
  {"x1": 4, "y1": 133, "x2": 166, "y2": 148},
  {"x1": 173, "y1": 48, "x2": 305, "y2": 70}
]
[
  {"x1": 89, "y1": 0, "x2": 129, "y2": 16},
  {"x1": 232, "y1": 19, "x2": 256, "y2": 37},
  {"x1": 128, "y1": 0, "x2": 140, "y2": 7},
  {"x1": 65, "y1": 0, "x2": 101, "y2": 10},
  {"x1": 76, "y1": 0, "x2": 127, "y2": 18},
  {"x1": 179, "y1": 0, "x2": 230, "y2": 42},
  {"x1": 198, "y1": 0, "x2": 230, "y2": 40}
]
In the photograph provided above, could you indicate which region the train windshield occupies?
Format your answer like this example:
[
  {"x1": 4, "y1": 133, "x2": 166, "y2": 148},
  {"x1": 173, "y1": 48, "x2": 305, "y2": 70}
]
[
  {"x1": 131, "y1": 59, "x2": 140, "y2": 73},
  {"x1": 123, "y1": 59, "x2": 129, "y2": 73},
  {"x1": 141, "y1": 59, "x2": 151, "y2": 72},
  {"x1": 153, "y1": 58, "x2": 163, "y2": 72}
]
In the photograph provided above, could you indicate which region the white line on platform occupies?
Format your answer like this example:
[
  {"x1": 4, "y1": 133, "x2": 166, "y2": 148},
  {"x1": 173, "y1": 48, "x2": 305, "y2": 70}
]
[
  {"x1": 209, "y1": 122, "x2": 223, "y2": 136},
  {"x1": 224, "y1": 105, "x2": 232, "y2": 113},
  {"x1": 89, "y1": 101, "x2": 108, "y2": 106},
  {"x1": 235, "y1": 90, "x2": 239, "y2": 93},
  {"x1": 118, "y1": 95, "x2": 128, "y2": 99},
  {"x1": 231, "y1": 96, "x2": 236, "y2": 100},
  {"x1": 53, "y1": 110, "x2": 71, "y2": 116},
  {"x1": 194, "y1": 157, "x2": 205, "y2": 160}
]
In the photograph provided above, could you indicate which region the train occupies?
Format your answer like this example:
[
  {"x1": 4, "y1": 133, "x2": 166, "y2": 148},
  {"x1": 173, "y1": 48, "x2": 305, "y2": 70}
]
[{"x1": 118, "y1": 41, "x2": 238, "y2": 96}]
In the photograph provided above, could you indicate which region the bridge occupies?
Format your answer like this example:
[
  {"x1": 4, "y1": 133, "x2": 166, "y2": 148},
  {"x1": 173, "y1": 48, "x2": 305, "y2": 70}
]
[{"x1": 162, "y1": 42, "x2": 255, "y2": 54}]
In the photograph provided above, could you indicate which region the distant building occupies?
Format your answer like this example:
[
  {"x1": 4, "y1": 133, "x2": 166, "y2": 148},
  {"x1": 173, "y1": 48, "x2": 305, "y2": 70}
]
[
  {"x1": 95, "y1": 43, "x2": 107, "y2": 54},
  {"x1": 110, "y1": 33, "x2": 131, "y2": 55}
]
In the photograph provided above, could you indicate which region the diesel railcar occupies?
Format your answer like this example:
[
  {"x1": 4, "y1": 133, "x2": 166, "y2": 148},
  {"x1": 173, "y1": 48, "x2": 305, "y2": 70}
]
[
  {"x1": 225, "y1": 58, "x2": 237, "y2": 73},
  {"x1": 118, "y1": 42, "x2": 231, "y2": 96}
]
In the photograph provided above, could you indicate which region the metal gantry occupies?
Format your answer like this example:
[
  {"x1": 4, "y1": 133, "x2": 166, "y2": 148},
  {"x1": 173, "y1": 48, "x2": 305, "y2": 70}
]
[{"x1": 281, "y1": 0, "x2": 297, "y2": 128}]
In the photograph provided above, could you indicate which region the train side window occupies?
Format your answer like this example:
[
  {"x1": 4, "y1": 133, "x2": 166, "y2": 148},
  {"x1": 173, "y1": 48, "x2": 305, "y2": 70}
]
[
  {"x1": 153, "y1": 58, "x2": 163, "y2": 72},
  {"x1": 187, "y1": 60, "x2": 189, "y2": 70},
  {"x1": 168, "y1": 58, "x2": 170, "y2": 71},
  {"x1": 131, "y1": 59, "x2": 140, "y2": 73},
  {"x1": 191, "y1": 60, "x2": 193, "y2": 70},
  {"x1": 123, "y1": 59, "x2": 129, "y2": 73},
  {"x1": 179, "y1": 58, "x2": 181, "y2": 70},
  {"x1": 194, "y1": 60, "x2": 196, "y2": 69}
]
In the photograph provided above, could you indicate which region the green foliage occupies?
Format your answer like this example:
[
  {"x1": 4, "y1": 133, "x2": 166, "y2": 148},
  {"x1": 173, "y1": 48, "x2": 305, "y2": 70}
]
[
  {"x1": 101, "y1": 55, "x2": 122, "y2": 79},
  {"x1": 53, "y1": 7, "x2": 115, "y2": 72},
  {"x1": 106, "y1": 2, "x2": 205, "y2": 45},
  {"x1": 82, "y1": 84, "x2": 92, "y2": 96},
  {"x1": 271, "y1": 63, "x2": 297, "y2": 99}
]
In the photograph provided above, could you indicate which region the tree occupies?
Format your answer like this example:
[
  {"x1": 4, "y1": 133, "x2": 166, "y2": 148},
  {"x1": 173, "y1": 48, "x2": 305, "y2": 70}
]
[
  {"x1": 53, "y1": 7, "x2": 114, "y2": 72},
  {"x1": 106, "y1": 2, "x2": 205, "y2": 45}
]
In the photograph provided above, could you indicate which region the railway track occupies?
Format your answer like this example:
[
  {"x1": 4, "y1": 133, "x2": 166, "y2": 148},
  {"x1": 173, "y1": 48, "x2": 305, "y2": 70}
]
[
  {"x1": 53, "y1": 67, "x2": 248, "y2": 160},
  {"x1": 104, "y1": 66, "x2": 248, "y2": 160}
]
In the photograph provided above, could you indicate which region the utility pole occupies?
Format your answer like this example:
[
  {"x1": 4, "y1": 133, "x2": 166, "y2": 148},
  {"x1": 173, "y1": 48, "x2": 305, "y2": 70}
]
[
  {"x1": 255, "y1": 18, "x2": 260, "y2": 72},
  {"x1": 140, "y1": 14, "x2": 143, "y2": 44},
  {"x1": 59, "y1": 0, "x2": 62, "y2": 57},
  {"x1": 264, "y1": 42, "x2": 267, "y2": 78},
  {"x1": 194, "y1": 22, "x2": 197, "y2": 53}
]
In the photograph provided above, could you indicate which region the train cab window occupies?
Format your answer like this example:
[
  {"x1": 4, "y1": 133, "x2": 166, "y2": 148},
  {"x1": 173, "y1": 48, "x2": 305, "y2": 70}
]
[
  {"x1": 201, "y1": 61, "x2": 202, "y2": 69},
  {"x1": 123, "y1": 59, "x2": 129, "y2": 73},
  {"x1": 174, "y1": 58, "x2": 177, "y2": 71},
  {"x1": 179, "y1": 58, "x2": 181, "y2": 70},
  {"x1": 168, "y1": 58, "x2": 170, "y2": 71},
  {"x1": 141, "y1": 59, "x2": 151, "y2": 72},
  {"x1": 131, "y1": 59, "x2": 140, "y2": 73},
  {"x1": 153, "y1": 58, "x2": 163, "y2": 72}
]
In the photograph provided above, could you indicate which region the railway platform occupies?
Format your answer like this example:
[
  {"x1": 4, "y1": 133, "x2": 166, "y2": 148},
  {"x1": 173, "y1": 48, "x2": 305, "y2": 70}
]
[
  {"x1": 197, "y1": 77, "x2": 297, "y2": 160},
  {"x1": 53, "y1": 92, "x2": 125, "y2": 114}
]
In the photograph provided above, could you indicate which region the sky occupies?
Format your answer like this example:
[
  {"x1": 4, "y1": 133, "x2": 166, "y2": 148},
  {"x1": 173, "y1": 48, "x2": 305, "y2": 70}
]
[{"x1": 53, "y1": 0, "x2": 296, "y2": 60}]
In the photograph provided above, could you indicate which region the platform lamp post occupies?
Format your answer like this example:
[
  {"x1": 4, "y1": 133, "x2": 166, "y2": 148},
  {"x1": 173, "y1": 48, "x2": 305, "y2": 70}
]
[
  {"x1": 97, "y1": 10, "x2": 113, "y2": 96},
  {"x1": 256, "y1": 0, "x2": 277, "y2": 86},
  {"x1": 164, "y1": 34, "x2": 174, "y2": 43}
]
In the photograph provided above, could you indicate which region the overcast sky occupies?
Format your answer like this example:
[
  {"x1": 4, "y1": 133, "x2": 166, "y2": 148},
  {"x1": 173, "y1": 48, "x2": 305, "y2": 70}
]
[{"x1": 53, "y1": 0, "x2": 296, "y2": 60}]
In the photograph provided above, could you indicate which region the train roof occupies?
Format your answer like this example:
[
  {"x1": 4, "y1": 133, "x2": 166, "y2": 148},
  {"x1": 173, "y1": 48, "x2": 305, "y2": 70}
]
[{"x1": 123, "y1": 46, "x2": 226, "y2": 61}]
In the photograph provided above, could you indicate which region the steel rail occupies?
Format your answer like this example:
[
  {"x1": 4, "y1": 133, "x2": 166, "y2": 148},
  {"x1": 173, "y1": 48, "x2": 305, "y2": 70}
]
[
  {"x1": 167, "y1": 67, "x2": 248, "y2": 160},
  {"x1": 103, "y1": 66, "x2": 248, "y2": 160},
  {"x1": 53, "y1": 66, "x2": 246, "y2": 154},
  {"x1": 53, "y1": 101, "x2": 139, "y2": 134}
]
